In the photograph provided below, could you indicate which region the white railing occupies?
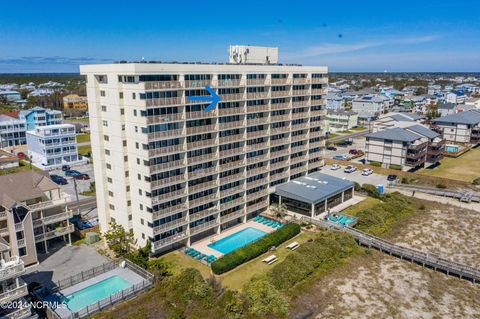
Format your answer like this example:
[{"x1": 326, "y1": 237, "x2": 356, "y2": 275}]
[
  {"x1": 34, "y1": 224, "x2": 74, "y2": 243},
  {"x1": 27, "y1": 195, "x2": 69, "y2": 211},
  {"x1": 0, "y1": 279, "x2": 28, "y2": 303},
  {"x1": 0, "y1": 257, "x2": 25, "y2": 280}
]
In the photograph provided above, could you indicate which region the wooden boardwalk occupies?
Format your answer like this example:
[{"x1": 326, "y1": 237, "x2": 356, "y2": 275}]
[
  {"x1": 392, "y1": 184, "x2": 480, "y2": 203},
  {"x1": 302, "y1": 217, "x2": 480, "y2": 284}
]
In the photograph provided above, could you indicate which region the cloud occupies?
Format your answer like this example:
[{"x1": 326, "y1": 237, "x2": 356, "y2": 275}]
[
  {"x1": 0, "y1": 56, "x2": 111, "y2": 65},
  {"x1": 284, "y1": 34, "x2": 440, "y2": 59}
]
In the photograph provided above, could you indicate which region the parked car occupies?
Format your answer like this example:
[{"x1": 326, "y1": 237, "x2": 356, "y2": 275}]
[
  {"x1": 333, "y1": 154, "x2": 348, "y2": 161},
  {"x1": 50, "y1": 174, "x2": 68, "y2": 185},
  {"x1": 349, "y1": 149, "x2": 359, "y2": 155},
  {"x1": 64, "y1": 169, "x2": 81, "y2": 177},
  {"x1": 73, "y1": 173, "x2": 90, "y2": 180},
  {"x1": 326, "y1": 145, "x2": 337, "y2": 151},
  {"x1": 62, "y1": 165, "x2": 71, "y2": 171},
  {"x1": 362, "y1": 168, "x2": 373, "y2": 176},
  {"x1": 387, "y1": 174, "x2": 397, "y2": 182},
  {"x1": 331, "y1": 164, "x2": 341, "y2": 170},
  {"x1": 344, "y1": 165, "x2": 357, "y2": 173},
  {"x1": 16, "y1": 152, "x2": 25, "y2": 158}
]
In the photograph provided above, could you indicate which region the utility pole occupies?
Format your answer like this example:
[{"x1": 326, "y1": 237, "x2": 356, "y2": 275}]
[{"x1": 72, "y1": 177, "x2": 80, "y2": 216}]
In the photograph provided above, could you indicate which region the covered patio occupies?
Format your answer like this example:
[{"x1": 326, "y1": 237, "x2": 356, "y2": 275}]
[{"x1": 273, "y1": 172, "x2": 355, "y2": 218}]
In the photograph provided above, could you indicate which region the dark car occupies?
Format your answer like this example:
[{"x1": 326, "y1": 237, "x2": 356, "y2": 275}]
[
  {"x1": 62, "y1": 165, "x2": 71, "y2": 171},
  {"x1": 64, "y1": 169, "x2": 81, "y2": 177},
  {"x1": 349, "y1": 149, "x2": 358, "y2": 155},
  {"x1": 50, "y1": 174, "x2": 68, "y2": 185},
  {"x1": 73, "y1": 173, "x2": 90, "y2": 180},
  {"x1": 387, "y1": 174, "x2": 397, "y2": 182},
  {"x1": 326, "y1": 146, "x2": 337, "y2": 151}
]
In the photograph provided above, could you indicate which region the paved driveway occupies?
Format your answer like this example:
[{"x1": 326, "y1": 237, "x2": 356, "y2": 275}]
[
  {"x1": 23, "y1": 245, "x2": 108, "y2": 290},
  {"x1": 49, "y1": 163, "x2": 95, "y2": 200},
  {"x1": 321, "y1": 164, "x2": 389, "y2": 186}
]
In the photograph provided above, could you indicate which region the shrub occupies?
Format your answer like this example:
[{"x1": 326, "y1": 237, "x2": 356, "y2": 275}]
[
  {"x1": 353, "y1": 182, "x2": 362, "y2": 191},
  {"x1": 211, "y1": 223, "x2": 301, "y2": 275},
  {"x1": 401, "y1": 177, "x2": 410, "y2": 184},
  {"x1": 361, "y1": 184, "x2": 382, "y2": 199},
  {"x1": 473, "y1": 177, "x2": 480, "y2": 185},
  {"x1": 244, "y1": 278, "x2": 288, "y2": 317},
  {"x1": 369, "y1": 161, "x2": 382, "y2": 167},
  {"x1": 388, "y1": 164, "x2": 402, "y2": 170}
]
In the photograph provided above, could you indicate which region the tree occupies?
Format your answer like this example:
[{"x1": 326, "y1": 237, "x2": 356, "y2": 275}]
[
  {"x1": 244, "y1": 278, "x2": 288, "y2": 317},
  {"x1": 270, "y1": 203, "x2": 288, "y2": 221},
  {"x1": 104, "y1": 222, "x2": 134, "y2": 256}
]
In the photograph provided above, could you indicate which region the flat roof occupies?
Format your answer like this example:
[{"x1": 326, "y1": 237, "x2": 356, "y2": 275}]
[{"x1": 275, "y1": 172, "x2": 354, "y2": 205}]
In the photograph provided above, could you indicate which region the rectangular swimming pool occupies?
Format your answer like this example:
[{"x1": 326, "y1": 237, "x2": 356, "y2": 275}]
[
  {"x1": 208, "y1": 227, "x2": 267, "y2": 254},
  {"x1": 62, "y1": 275, "x2": 131, "y2": 312}
]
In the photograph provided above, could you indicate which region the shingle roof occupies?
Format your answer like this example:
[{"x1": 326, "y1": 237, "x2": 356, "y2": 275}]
[
  {"x1": 406, "y1": 124, "x2": 439, "y2": 139},
  {"x1": 0, "y1": 171, "x2": 58, "y2": 208},
  {"x1": 275, "y1": 172, "x2": 354, "y2": 205},
  {"x1": 433, "y1": 110, "x2": 480, "y2": 125},
  {"x1": 366, "y1": 127, "x2": 421, "y2": 142}
]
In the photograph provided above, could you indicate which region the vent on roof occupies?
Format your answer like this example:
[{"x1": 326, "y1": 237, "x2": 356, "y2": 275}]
[
  {"x1": 317, "y1": 180, "x2": 328, "y2": 184},
  {"x1": 306, "y1": 185, "x2": 317, "y2": 189}
]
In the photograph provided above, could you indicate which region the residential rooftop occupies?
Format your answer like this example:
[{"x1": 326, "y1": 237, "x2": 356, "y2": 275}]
[{"x1": 366, "y1": 127, "x2": 421, "y2": 142}]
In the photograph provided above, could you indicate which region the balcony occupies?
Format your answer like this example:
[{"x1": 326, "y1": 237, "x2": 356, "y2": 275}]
[
  {"x1": 246, "y1": 189, "x2": 269, "y2": 200},
  {"x1": 246, "y1": 79, "x2": 267, "y2": 86},
  {"x1": 0, "y1": 228, "x2": 9, "y2": 237},
  {"x1": 219, "y1": 198, "x2": 244, "y2": 211},
  {"x1": 271, "y1": 114, "x2": 290, "y2": 122},
  {"x1": 219, "y1": 147, "x2": 244, "y2": 158},
  {"x1": 246, "y1": 201, "x2": 269, "y2": 214},
  {"x1": 246, "y1": 105, "x2": 268, "y2": 113},
  {"x1": 309, "y1": 130, "x2": 323, "y2": 137},
  {"x1": 145, "y1": 97, "x2": 183, "y2": 107},
  {"x1": 188, "y1": 154, "x2": 215, "y2": 165},
  {"x1": 271, "y1": 78, "x2": 290, "y2": 85},
  {"x1": 270, "y1": 127, "x2": 289, "y2": 135},
  {"x1": 184, "y1": 80, "x2": 212, "y2": 88},
  {"x1": 0, "y1": 257, "x2": 24, "y2": 281},
  {"x1": 220, "y1": 210, "x2": 245, "y2": 223},
  {"x1": 221, "y1": 93, "x2": 244, "y2": 101},
  {"x1": 270, "y1": 138, "x2": 289, "y2": 147},
  {"x1": 270, "y1": 171, "x2": 289, "y2": 181},
  {"x1": 247, "y1": 117, "x2": 268, "y2": 126},
  {"x1": 270, "y1": 160, "x2": 288, "y2": 170},
  {"x1": 188, "y1": 166, "x2": 217, "y2": 179},
  {"x1": 246, "y1": 166, "x2": 267, "y2": 177},
  {"x1": 146, "y1": 113, "x2": 185, "y2": 124},
  {"x1": 151, "y1": 174, "x2": 185, "y2": 188},
  {"x1": 189, "y1": 193, "x2": 218, "y2": 208},
  {"x1": 34, "y1": 224, "x2": 74, "y2": 243},
  {"x1": 151, "y1": 189, "x2": 187, "y2": 205},
  {"x1": 190, "y1": 208, "x2": 218, "y2": 223},
  {"x1": 310, "y1": 110, "x2": 325, "y2": 117},
  {"x1": 189, "y1": 180, "x2": 217, "y2": 193},
  {"x1": 246, "y1": 142, "x2": 269, "y2": 151},
  {"x1": 153, "y1": 231, "x2": 188, "y2": 250},
  {"x1": 147, "y1": 128, "x2": 184, "y2": 140},
  {"x1": 246, "y1": 92, "x2": 269, "y2": 99},
  {"x1": 292, "y1": 89, "x2": 309, "y2": 96},
  {"x1": 217, "y1": 79, "x2": 243, "y2": 87},
  {"x1": 219, "y1": 121, "x2": 244, "y2": 130},
  {"x1": 292, "y1": 78, "x2": 308, "y2": 84},
  {"x1": 0, "y1": 278, "x2": 28, "y2": 304},
  {"x1": 247, "y1": 154, "x2": 269, "y2": 164},
  {"x1": 190, "y1": 220, "x2": 219, "y2": 235},
  {"x1": 290, "y1": 166, "x2": 306, "y2": 175},
  {"x1": 220, "y1": 172, "x2": 245, "y2": 184},
  {"x1": 148, "y1": 145, "x2": 185, "y2": 157},
  {"x1": 186, "y1": 110, "x2": 217, "y2": 119},
  {"x1": 220, "y1": 185, "x2": 245, "y2": 197},
  {"x1": 187, "y1": 139, "x2": 216, "y2": 150},
  {"x1": 149, "y1": 159, "x2": 185, "y2": 173},
  {"x1": 144, "y1": 81, "x2": 183, "y2": 90},
  {"x1": 247, "y1": 178, "x2": 267, "y2": 188},
  {"x1": 270, "y1": 102, "x2": 290, "y2": 110},
  {"x1": 292, "y1": 112, "x2": 309, "y2": 120},
  {"x1": 0, "y1": 212, "x2": 6, "y2": 220},
  {"x1": 219, "y1": 107, "x2": 245, "y2": 115},
  {"x1": 186, "y1": 124, "x2": 216, "y2": 135},
  {"x1": 271, "y1": 90, "x2": 289, "y2": 98},
  {"x1": 153, "y1": 217, "x2": 189, "y2": 234},
  {"x1": 219, "y1": 134, "x2": 244, "y2": 144},
  {"x1": 33, "y1": 210, "x2": 73, "y2": 227},
  {"x1": 26, "y1": 195, "x2": 69, "y2": 212},
  {"x1": 247, "y1": 130, "x2": 268, "y2": 139},
  {"x1": 291, "y1": 155, "x2": 307, "y2": 164},
  {"x1": 220, "y1": 159, "x2": 245, "y2": 170},
  {"x1": 292, "y1": 100, "x2": 309, "y2": 107},
  {"x1": 152, "y1": 203, "x2": 187, "y2": 220}
]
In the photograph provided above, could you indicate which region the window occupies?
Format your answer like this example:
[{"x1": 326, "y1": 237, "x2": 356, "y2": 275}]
[
  {"x1": 109, "y1": 204, "x2": 115, "y2": 210},
  {"x1": 100, "y1": 90, "x2": 106, "y2": 97},
  {"x1": 132, "y1": 93, "x2": 136, "y2": 99},
  {"x1": 139, "y1": 189, "x2": 143, "y2": 195},
  {"x1": 124, "y1": 155, "x2": 128, "y2": 162},
  {"x1": 142, "y1": 233, "x2": 145, "y2": 239},
  {"x1": 128, "y1": 214, "x2": 132, "y2": 220},
  {"x1": 19, "y1": 248, "x2": 26, "y2": 257},
  {"x1": 139, "y1": 204, "x2": 143, "y2": 210},
  {"x1": 108, "y1": 191, "x2": 114, "y2": 197},
  {"x1": 141, "y1": 218, "x2": 144, "y2": 225},
  {"x1": 101, "y1": 105, "x2": 107, "y2": 112},
  {"x1": 136, "y1": 142, "x2": 139, "y2": 149},
  {"x1": 134, "y1": 110, "x2": 137, "y2": 116},
  {"x1": 137, "y1": 173, "x2": 141, "y2": 180},
  {"x1": 122, "y1": 124, "x2": 126, "y2": 131},
  {"x1": 105, "y1": 149, "x2": 110, "y2": 155},
  {"x1": 126, "y1": 185, "x2": 130, "y2": 192},
  {"x1": 102, "y1": 120, "x2": 108, "y2": 127},
  {"x1": 107, "y1": 177, "x2": 113, "y2": 183},
  {"x1": 111, "y1": 217, "x2": 116, "y2": 223},
  {"x1": 119, "y1": 92, "x2": 124, "y2": 99},
  {"x1": 123, "y1": 140, "x2": 127, "y2": 147},
  {"x1": 125, "y1": 171, "x2": 129, "y2": 177},
  {"x1": 137, "y1": 158, "x2": 140, "y2": 165},
  {"x1": 104, "y1": 135, "x2": 109, "y2": 141},
  {"x1": 106, "y1": 163, "x2": 111, "y2": 169},
  {"x1": 120, "y1": 108, "x2": 125, "y2": 115},
  {"x1": 127, "y1": 200, "x2": 131, "y2": 207}
]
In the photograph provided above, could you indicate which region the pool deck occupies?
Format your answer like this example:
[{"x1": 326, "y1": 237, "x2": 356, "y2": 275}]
[
  {"x1": 49, "y1": 267, "x2": 145, "y2": 319},
  {"x1": 190, "y1": 220, "x2": 277, "y2": 258}
]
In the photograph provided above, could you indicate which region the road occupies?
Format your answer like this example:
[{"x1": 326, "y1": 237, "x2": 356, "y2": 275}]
[
  {"x1": 326, "y1": 129, "x2": 369, "y2": 143},
  {"x1": 68, "y1": 197, "x2": 97, "y2": 214}
]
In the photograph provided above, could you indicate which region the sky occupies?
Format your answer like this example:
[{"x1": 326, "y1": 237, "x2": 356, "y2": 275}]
[{"x1": 0, "y1": 0, "x2": 479, "y2": 73}]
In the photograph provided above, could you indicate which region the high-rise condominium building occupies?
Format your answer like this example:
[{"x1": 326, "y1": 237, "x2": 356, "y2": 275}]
[{"x1": 80, "y1": 62, "x2": 328, "y2": 254}]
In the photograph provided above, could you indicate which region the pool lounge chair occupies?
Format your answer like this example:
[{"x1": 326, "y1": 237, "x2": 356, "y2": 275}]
[
  {"x1": 254, "y1": 216, "x2": 261, "y2": 221},
  {"x1": 327, "y1": 215, "x2": 338, "y2": 222},
  {"x1": 262, "y1": 219, "x2": 270, "y2": 225},
  {"x1": 271, "y1": 222, "x2": 279, "y2": 228},
  {"x1": 277, "y1": 223, "x2": 284, "y2": 229},
  {"x1": 345, "y1": 217, "x2": 356, "y2": 225},
  {"x1": 339, "y1": 216, "x2": 349, "y2": 224},
  {"x1": 262, "y1": 254, "x2": 278, "y2": 265},
  {"x1": 196, "y1": 254, "x2": 206, "y2": 260},
  {"x1": 266, "y1": 220, "x2": 275, "y2": 227},
  {"x1": 190, "y1": 250, "x2": 200, "y2": 257},
  {"x1": 257, "y1": 217, "x2": 265, "y2": 223}
]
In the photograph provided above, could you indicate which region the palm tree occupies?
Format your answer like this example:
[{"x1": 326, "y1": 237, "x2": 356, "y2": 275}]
[{"x1": 270, "y1": 203, "x2": 287, "y2": 222}]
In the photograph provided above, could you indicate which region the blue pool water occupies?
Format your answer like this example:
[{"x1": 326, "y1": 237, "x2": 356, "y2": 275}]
[
  {"x1": 208, "y1": 227, "x2": 267, "y2": 254},
  {"x1": 62, "y1": 276, "x2": 131, "y2": 312},
  {"x1": 444, "y1": 145, "x2": 459, "y2": 153}
]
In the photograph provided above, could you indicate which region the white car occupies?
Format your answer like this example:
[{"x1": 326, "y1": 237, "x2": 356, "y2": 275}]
[
  {"x1": 331, "y1": 164, "x2": 341, "y2": 170},
  {"x1": 344, "y1": 165, "x2": 357, "y2": 173},
  {"x1": 362, "y1": 168, "x2": 373, "y2": 176}
]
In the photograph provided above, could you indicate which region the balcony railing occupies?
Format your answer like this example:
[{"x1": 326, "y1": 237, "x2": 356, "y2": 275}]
[
  {"x1": 246, "y1": 142, "x2": 269, "y2": 151},
  {"x1": 246, "y1": 166, "x2": 267, "y2": 177},
  {"x1": 151, "y1": 174, "x2": 185, "y2": 188},
  {"x1": 147, "y1": 128, "x2": 184, "y2": 140},
  {"x1": 246, "y1": 189, "x2": 269, "y2": 200},
  {"x1": 34, "y1": 210, "x2": 73, "y2": 226},
  {"x1": 292, "y1": 89, "x2": 309, "y2": 96},
  {"x1": 270, "y1": 102, "x2": 290, "y2": 110},
  {"x1": 189, "y1": 193, "x2": 218, "y2": 208},
  {"x1": 34, "y1": 224, "x2": 74, "y2": 242},
  {"x1": 247, "y1": 154, "x2": 269, "y2": 164},
  {"x1": 270, "y1": 138, "x2": 289, "y2": 147},
  {"x1": 219, "y1": 198, "x2": 244, "y2": 211},
  {"x1": 292, "y1": 100, "x2": 309, "y2": 107},
  {"x1": 186, "y1": 124, "x2": 216, "y2": 135},
  {"x1": 219, "y1": 134, "x2": 244, "y2": 144},
  {"x1": 271, "y1": 90, "x2": 289, "y2": 97},
  {"x1": 270, "y1": 171, "x2": 289, "y2": 181},
  {"x1": 271, "y1": 114, "x2": 290, "y2": 122},
  {"x1": 219, "y1": 121, "x2": 244, "y2": 130},
  {"x1": 146, "y1": 113, "x2": 185, "y2": 124},
  {"x1": 152, "y1": 203, "x2": 187, "y2": 220},
  {"x1": 219, "y1": 147, "x2": 244, "y2": 158},
  {"x1": 219, "y1": 185, "x2": 245, "y2": 197},
  {"x1": 271, "y1": 78, "x2": 290, "y2": 85},
  {"x1": 188, "y1": 166, "x2": 217, "y2": 179},
  {"x1": 144, "y1": 81, "x2": 183, "y2": 90},
  {"x1": 217, "y1": 79, "x2": 243, "y2": 87},
  {"x1": 149, "y1": 159, "x2": 185, "y2": 173},
  {"x1": 220, "y1": 159, "x2": 245, "y2": 170},
  {"x1": 184, "y1": 80, "x2": 212, "y2": 88},
  {"x1": 246, "y1": 201, "x2": 269, "y2": 213},
  {"x1": 247, "y1": 178, "x2": 268, "y2": 188},
  {"x1": 247, "y1": 117, "x2": 268, "y2": 126},
  {"x1": 0, "y1": 257, "x2": 25, "y2": 281},
  {"x1": 186, "y1": 110, "x2": 217, "y2": 119},
  {"x1": 290, "y1": 166, "x2": 306, "y2": 175},
  {"x1": 270, "y1": 127, "x2": 289, "y2": 135},
  {"x1": 270, "y1": 161, "x2": 289, "y2": 170},
  {"x1": 292, "y1": 112, "x2": 309, "y2": 119},
  {"x1": 220, "y1": 210, "x2": 245, "y2": 223},
  {"x1": 153, "y1": 231, "x2": 188, "y2": 250},
  {"x1": 189, "y1": 208, "x2": 218, "y2": 222},
  {"x1": 190, "y1": 220, "x2": 218, "y2": 235},
  {"x1": 145, "y1": 97, "x2": 183, "y2": 106},
  {"x1": 0, "y1": 278, "x2": 28, "y2": 304},
  {"x1": 292, "y1": 78, "x2": 308, "y2": 84},
  {"x1": 246, "y1": 92, "x2": 269, "y2": 99},
  {"x1": 221, "y1": 93, "x2": 244, "y2": 101},
  {"x1": 219, "y1": 107, "x2": 245, "y2": 115},
  {"x1": 151, "y1": 189, "x2": 187, "y2": 205},
  {"x1": 148, "y1": 145, "x2": 185, "y2": 157},
  {"x1": 247, "y1": 130, "x2": 268, "y2": 138},
  {"x1": 189, "y1": 181, "x2": 217, "y2": 193},
  {"x1": 220, "y1": 172, "x2": 245, "y2": 184},
  {"x1": 187, "y1": 139, "x2": 216, "y2": 150},
  {"x1": 246, "y1": 79, "x2": 267, "y2": 86},
  {"x1": 153, "y1": 217, "x2": 189, "y2": 234},
  {"x1": 27, "y1": 195, "x2": 69, "y2": 212},
  {"x1": 290, "y1": 155, "x2": 308, "y2": 164}
]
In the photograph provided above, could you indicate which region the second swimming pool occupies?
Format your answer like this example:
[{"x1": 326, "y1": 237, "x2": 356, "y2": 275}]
[{"x1": 208, "y1": 227, "x2": 267, "y2": 254}]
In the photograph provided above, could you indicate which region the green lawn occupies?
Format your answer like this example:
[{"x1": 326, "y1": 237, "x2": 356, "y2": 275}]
[
  {"x1": 77, "y1": 145, "x2": 91, "y2": 156},
  {"x1": 351, "y1": 126, "x2": 366, "y2": 131},
  {"x1": 218, "y1": 232, "x2": 317, "y2": 291},
  {"x1": 338, "y1": 130, "x2": 352, "y2": 134},
  {"x1": 68, "y1": 117, "x2": 90, "y2": 123},
  {"x1": 76, "y1": 133, "x2": 90, "y2": 144},
  {"x1": 418, "y1": 147, "x2": 480, "y2": 183},
  {"x1": 0, "y1": 160, "x2": 40, "y2": 175},
  {"x1": 161, "y1": 250, "x2": 211, "y2": 278},
  {"x1": 326, "y1": 133, "x2": 338, "y2": 139},
  {"x1": 340, "y1": 196, "x2": 381, "y2": 217}
]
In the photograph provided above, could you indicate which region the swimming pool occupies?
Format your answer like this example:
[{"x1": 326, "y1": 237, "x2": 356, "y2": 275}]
[
  {"x1": 62, "y1": 275, "x2": 131, "y2": 312},
  {"x1": 208, "y1": 227, "x2": 267, "y2": 254},
  {"x1": 444, "y1": 145, "x2": 459, "y2": 153}
]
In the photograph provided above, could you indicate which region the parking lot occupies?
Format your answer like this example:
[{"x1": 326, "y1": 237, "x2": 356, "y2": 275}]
[
  {"x1": 325, "y1": 137, "x2": 366, "y2": 164},
  {"x1": 49, "y1": 163, "x2": 95, "y2": 200},
  {"x1": 321, "y1": 163, "x2": 389, "y2": 187}
]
